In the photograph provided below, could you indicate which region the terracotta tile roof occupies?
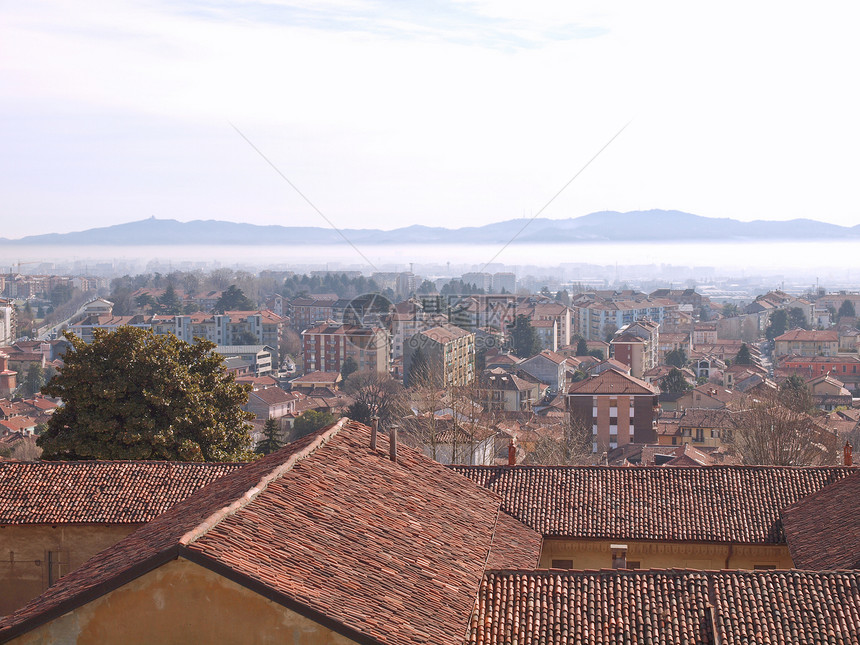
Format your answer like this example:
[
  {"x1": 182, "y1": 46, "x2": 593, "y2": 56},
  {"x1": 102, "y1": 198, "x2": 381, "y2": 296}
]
[
  {"x1": 0, "y1": 461, "x2": 242, "y2": 524},
  {"x1": 289, "y1": 370, "x2": 341, "y2": 384},
  {"x1": 452, "y1": 465, "x2": 857, "y2": 543},
  {"x1": 0, "y1": 417, "x2": 36, "y2": 433},
  {"x1": 568, "y1": 368, "x2": 656, "y2": 395},
  {"x1": 781, "y1": 471, "x2": 860, "y2": 569},
  {"x1": 247, "y1": 386, "x2": 297, "y2": 405},
  {"x1": 470, "y1": 570, "x2": 713, "y2": 645},
  {"x1": 775, "y1": 329, "x2": 838, "y2": 342},
  {"x1": 418, "y1": 323, "x2": 473, "y2": 344},
  {"x1": 20, "y1": 397, "x2": 58, "y2": 412},
  {"x1": 530, "y1": 319, "x2": 556, "y2": 328},
  {"x1": 678, "y1": 408, "x2": 739, "y2": 429},
  {"x1": 0, "y1": 419, "x2": 541, "y2": 644},
  {"x1": 482, "y1": 370, "x2": 540, "y2": 392},
  {"x1": 234, "y1": 374, "x2": 279, "y2": 389},
  {"x1": 711, "y1": 571, "x2": 860, "y2": 644},
  {"x1": 663, "y1": 444, "x2": 715, "y2": 466},
  {"x1": 468, "y1": 570, "x2": 860, "y2": 645}
]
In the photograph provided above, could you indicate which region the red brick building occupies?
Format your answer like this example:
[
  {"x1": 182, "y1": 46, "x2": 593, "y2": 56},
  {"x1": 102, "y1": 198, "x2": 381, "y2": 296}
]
[
  {"x1": 567, "y1": 369, "x2": 659, "y2": 452},
  {"x1": 301, "y1": 322, "x2": 390, "y2": 375}
]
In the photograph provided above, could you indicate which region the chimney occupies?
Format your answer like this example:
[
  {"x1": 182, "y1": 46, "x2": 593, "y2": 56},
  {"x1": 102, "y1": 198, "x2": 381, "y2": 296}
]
[
  {"x1": 508, "y1": 441, "x2": 516, "y2": 466},
  {"x1": 370, "y1": 417, "x2": 379, "y2": 450},
  {"x1": 389, "y1": 424, "x2": 398, "y2": 462},
  {"x1": 845, "y1": 442, "x2": 853, "y2": 467}
]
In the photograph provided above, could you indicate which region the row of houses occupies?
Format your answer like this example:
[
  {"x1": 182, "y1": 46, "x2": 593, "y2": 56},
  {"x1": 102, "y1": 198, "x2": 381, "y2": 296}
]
[{"x1": 0, "y1": 420, "x2": 858, "y2": 642}]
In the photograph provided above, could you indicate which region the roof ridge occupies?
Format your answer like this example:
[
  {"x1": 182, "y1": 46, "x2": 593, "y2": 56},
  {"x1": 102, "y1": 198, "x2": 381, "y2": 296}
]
[{"x1": 179, "y1": 418, "x2": 348, "y2": 546}]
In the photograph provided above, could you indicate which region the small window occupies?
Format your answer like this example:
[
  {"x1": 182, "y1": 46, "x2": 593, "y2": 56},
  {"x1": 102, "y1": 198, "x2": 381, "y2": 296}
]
[
  {"x1": 552, "y1": 559, "x2": 573, "y2": 569},
  {"x1": 753, "y1": 564, "x2": 776, "y2": 570},
  {"x1": 626, "y1": 561, "x2": 640, "y2": 570}
]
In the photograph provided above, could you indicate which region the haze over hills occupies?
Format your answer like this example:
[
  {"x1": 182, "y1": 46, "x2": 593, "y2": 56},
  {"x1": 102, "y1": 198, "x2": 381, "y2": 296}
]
[{"x1": 2, "y1": 210, "x2": 857, "y2": 246}]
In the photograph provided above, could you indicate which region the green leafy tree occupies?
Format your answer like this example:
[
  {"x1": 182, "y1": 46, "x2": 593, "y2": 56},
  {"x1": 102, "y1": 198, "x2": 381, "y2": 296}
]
[
  {"x1": 587, "y1": 349, "x2": 605, "y2": 360},
  {"x1": 135, "y1": 293, "x2": 156, "y2": 313},
  {"x1": 664, "y1": 348, "x2": 687, "y2": 367},
  {"x1": 158, "y1": 283, "x2": 182, "y2": 315},
  {"x1": 417, "y1": 280, "x2": 437, "y2": 295},
  {"x1": 340, "y1": 356, "x2": 359, "y2": 381},
  {"x1": 37, "y1": 327, "x2": 254, "y2": 461},
  {"x1": 722, "y1": 303, "x2": 739, "y2": 317},
  {"x1": 510, "y1": 314, "x2": 540, "y2": 358},
  {"x1": 788, "y1": 307, "x2": 807, "y2": 330},
  {"x1": 661, "y1": 368, "x2": 692, "y2": 393},
  {"x1": 49, "y1": 284, "x2": 74, "y2": 307},
  {"x1": 735, "y1": 343, "x2": 753, "y2": 365},
  {"x1": 255, "y1": 419, "x2": 285, "y2": 456},
  {"x1": 214, "y1": 285, "x2": 255, "y2": 313},
  {"x1": 838, "y1": 299, "x2": 856, "y2": 320},
  {"x1": 22, "y1": 363, "x2": 46, "y2": 397},
  {"x1": 556, "y1": 290, "x2": 570, "y2": 306},
  {"x1": 765, "y1": 309, "x2": 788, "y2": 340},
  {"x1": 293, "y1": 410, "x2": 338, "y2": 439},
  {"x1": 576, "y1": 338, "x2": 588, "y2": 356}
]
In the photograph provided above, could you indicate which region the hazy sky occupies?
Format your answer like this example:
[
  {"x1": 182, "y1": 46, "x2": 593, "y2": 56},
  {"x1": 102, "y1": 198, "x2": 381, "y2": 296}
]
[{"x1": 2, "y1": 1, "x2": 859, "y2": 238}]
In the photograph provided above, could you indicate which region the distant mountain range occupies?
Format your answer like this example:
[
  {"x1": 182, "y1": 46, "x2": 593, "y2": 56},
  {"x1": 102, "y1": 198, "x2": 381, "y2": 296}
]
[{"x1": 2, "y1": 210, "x2": 858, "y2": 246}]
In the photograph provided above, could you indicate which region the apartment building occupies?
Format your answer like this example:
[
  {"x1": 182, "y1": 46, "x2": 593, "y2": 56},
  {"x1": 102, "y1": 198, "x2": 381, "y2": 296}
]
[
  {"x1": 567, "y1": 369, "x2": 659, "y2": 452},
  {"x1": 573, "y1": 298, "x2": 676, "y2": 341},
  {"x1": 301, "y1": 323, "x2": 390, "y2": 375},
  {"x1": 610, "y1": 320, "x2": 660, "y2": 379},
  {"x1": 403, "y1": 323, "x2": 475, "y2": 387},
  {"x1": 773, "y1": 329, "x2": 838, "y2": 357}
]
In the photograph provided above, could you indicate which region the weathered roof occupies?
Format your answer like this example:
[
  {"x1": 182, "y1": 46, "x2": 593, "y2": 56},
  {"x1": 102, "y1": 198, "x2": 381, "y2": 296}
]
[
  {"x1": 775, "y1": 329, "x2": 838, "y2": 342},
  {"x1": 0, "y1": 461, "x2": 241, "y2": 524},
  {"x1": 568, "y1": 369, "x2": 656, "y2": 396},
  {"x1": 418, "y1": 323, "x2": 473, "y2": 344},
  {"x1": 0, "y1": 419, "x2": 541, "y2": 645},
  {"x1": 453, "y1": 465, "x2": 856, "y2": 543},
  {"x1": 289, "y1": 370, "x2": 341, "y2": 384},
  {"x1": 469, "y1": 570, "x2": 860, "y2": 645},
  {"x1": 247, "y1": 386, "x2": 296, "y2": 405},
  {"x1": 781, "y1": 471, "x2": 860, "y2": 569},
  {"x1": 678, "y1": 408, "x2": 738, "y2": 429}
]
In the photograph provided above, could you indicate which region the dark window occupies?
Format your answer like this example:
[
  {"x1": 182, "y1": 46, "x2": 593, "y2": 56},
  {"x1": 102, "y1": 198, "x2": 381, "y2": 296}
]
[
  {"x1": 552, "y1": 559, "x2": 573, "y2": 569},
  {"x1": 754, "y1": 564, "x2": 776, "y2": 570},
  {"x1": 626, "y1": 561, "x2": 640, "y2": 569},
  {"x1": 609, "y1": 416, "x2": 618, "y2": 426}
]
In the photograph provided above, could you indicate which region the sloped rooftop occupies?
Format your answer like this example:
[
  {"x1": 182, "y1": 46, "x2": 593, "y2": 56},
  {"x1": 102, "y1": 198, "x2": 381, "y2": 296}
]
[
  {"x1": 453, "y1": 465, "x2": 856, "y2": 543},
  {"x1": 0, "y1": 419, "x2": 541, "y2": 645},
  {"x1": 781, "y1": 470, "x2": 860, "y2": 569},
  {"x1": 0, "y1": 461, "x2": 242, "y2": 524},
  {"x1": 469, "y1": 569, "x2": 860, "y2": 645}
]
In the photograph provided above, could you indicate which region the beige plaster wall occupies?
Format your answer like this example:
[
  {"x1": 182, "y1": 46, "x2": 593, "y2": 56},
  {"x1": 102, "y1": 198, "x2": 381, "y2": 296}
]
[
  {"x1": 540, "y1": 538, "x2": 794, "y2": 570},
  {"x1": 0, "y1": 524, "x2": 139, "y2": 616},
  {"x1": 10, "y1": 557, "x2": 360, "y2": 645}
]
